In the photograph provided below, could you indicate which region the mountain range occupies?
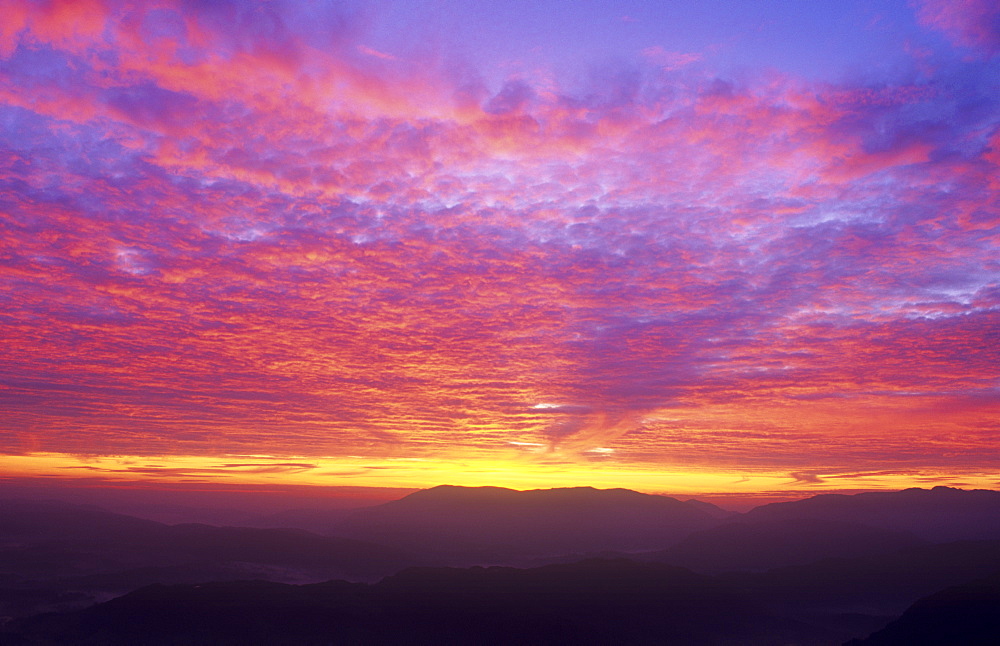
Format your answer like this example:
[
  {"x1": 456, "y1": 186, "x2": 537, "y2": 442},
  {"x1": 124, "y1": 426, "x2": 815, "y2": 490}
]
[
  {"x1": 2, "y1": 485, "x2": 999, "y2": 644},
  {"x1": 252, "y1": 485, "x2": 726, "y2": 563}
]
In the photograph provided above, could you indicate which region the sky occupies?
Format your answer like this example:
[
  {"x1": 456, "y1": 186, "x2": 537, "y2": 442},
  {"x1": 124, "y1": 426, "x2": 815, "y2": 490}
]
[{"x1": 1, "y1": 0, "x2": 998, "y2": 504}]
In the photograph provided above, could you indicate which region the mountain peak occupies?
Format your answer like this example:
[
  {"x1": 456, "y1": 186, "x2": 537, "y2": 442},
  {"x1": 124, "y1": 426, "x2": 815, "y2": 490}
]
[
  {"x1": 395, "y1": 485, "x2": 690, "y2": 509},
  {"x1": 418, "y1": 485, "x2": 516, "y2": 495},
  {"x1": 397, "y1": 485, "x2": 519, "y2": 504}
]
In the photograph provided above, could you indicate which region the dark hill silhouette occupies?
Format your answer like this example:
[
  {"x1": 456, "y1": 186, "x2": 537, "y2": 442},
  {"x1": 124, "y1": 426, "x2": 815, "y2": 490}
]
[
  {"x1": 682, "y1": 497, "x2": 737, "y2": 519},
  {"x1": 252, "y1": 485, "x2": 722, "y2": 563},
  {"x1": 723, "y1": 539, "x2": 1000, "y2": 622},
  {"x1": 159, "y1": 523, "x2": 417, "y2": 576},
  {"x1": 646, "y1": 517, "x2": 925, "y2": 573},
  {"x1": 744, "y1": 487, "x2": 1000, "y2": 542},
  {"x1": 0, "y1": 499, "x2": 416, "y2": 581},
  {"x1": 7, "y1": 559, "x2": 839, "y2": 645},
  {"x1": 0, "y1": 499, "x2": 164, "y2": 544},
  {"x1": 846, "y1": 572, "x2": 1000, "y2": 645},
  {"x1": 0, "y1": 499, "x2": 418, "y2": 620},
  {"x1": 12, "y1": 545, "x2": 1000, "y2": 646}
]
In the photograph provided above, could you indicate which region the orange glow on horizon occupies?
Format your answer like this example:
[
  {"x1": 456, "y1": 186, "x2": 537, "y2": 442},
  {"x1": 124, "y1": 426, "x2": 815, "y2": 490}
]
[{"x1": 2, "y1": 452, "x2": 994, "y2": 503}]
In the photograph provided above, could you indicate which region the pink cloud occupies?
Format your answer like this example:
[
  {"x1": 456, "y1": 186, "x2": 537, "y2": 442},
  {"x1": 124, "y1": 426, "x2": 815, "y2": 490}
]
[
  {"x1": 913, "y1": 0, "x2": 1000, "y2": 54},
  {"x1": 358, "y1": 44, "x2": 397, "y2": 61},
  {"x1": 641, "y1": 45, "x2": 703, "y2": 71}
]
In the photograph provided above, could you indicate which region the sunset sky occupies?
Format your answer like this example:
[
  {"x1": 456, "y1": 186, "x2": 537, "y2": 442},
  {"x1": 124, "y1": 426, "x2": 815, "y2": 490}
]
[{"x1": 1, "y1": 0, "x2": 998, "y2": 503}]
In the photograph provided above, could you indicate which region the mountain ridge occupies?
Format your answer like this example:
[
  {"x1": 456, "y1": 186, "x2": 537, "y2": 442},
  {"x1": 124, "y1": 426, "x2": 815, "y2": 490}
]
[
  {"x1": 249, "y1": 483, "x2": 723, "y2": 562},
  {"x1": 744, "y1": 486, "x2": 1000, "y2": 542},
  {"x1": 4, "y1": 486, "x2": 1000, "y2": 644}
]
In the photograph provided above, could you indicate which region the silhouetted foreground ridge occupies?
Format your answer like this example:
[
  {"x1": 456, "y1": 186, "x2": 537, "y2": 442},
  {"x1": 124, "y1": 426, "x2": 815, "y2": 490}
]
[
  {"x1": 846, "y1": 572, "x2": 1000, "y2": 645},
  {"x1": 7, "y1": 559, "x2": 836, "y2": 645}
]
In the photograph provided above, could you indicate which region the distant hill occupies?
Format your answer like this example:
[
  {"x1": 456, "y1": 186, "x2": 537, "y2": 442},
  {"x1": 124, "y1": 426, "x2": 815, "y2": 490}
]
[
  {"x1": 682, "y1": 497, "x2": 737, "y2": 519},
  {"x1": 0, "y1": 499, "x2": 163, "y2": 543},
  {"x1": 646, "y1": 517, "x2": 925, "y2": 573},
  {"x1": 0, "y1": 499, "x2": 418, "y2": 620},
  {"x1": 254, "y1": 485, "x2": 723, "y2": 563},
  {"x1": 744, "y1": 487, "x2": 1000, "y2": 542},
  {"x1": 0, "y1": 499, "x2": 416, "y2": 580}
]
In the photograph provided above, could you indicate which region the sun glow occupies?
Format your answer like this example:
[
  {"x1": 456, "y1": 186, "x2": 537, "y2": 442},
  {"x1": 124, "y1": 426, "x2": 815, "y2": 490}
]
[{"x1": 2, "y1": 452, "x2": 993, "y2": 502}]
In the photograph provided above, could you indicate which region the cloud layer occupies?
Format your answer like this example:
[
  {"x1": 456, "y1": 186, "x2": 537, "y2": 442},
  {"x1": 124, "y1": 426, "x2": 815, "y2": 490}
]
[{"x1": 0, "y1": 0, "x2": 997, "y2": 490}]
